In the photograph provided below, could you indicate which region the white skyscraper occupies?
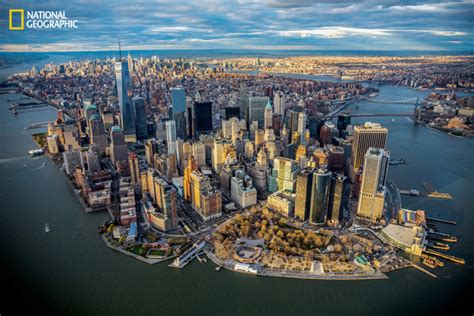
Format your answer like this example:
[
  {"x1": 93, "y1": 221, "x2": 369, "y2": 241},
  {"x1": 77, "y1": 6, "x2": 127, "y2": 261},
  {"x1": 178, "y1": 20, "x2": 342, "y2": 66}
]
[
  {"x1": 166, "y1": 120, "x2": 177, "y2": 155},
  {"x1": 357, "y1": 147, "x2": 390, "y2": 220}
]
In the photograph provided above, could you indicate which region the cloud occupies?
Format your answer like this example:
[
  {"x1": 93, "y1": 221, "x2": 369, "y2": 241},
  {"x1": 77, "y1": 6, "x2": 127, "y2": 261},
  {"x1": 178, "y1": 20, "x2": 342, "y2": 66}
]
[
  {"x1": 0, "y1": 0, "x2": 473, "y2": 52},
  {"x1": 279, "y1": 27, "x2": 391, "y2": 38}
]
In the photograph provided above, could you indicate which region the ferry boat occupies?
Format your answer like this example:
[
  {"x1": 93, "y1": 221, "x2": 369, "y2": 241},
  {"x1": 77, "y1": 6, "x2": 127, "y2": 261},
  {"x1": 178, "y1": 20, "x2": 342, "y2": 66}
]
[
  {"x1": 29, "y1": 148, "x2": 44, "y2": 157},
  {"x1": 389, "y1": 158, "x2": 407, "y2": 165},
  {"x1": 44, "y1": 223, "x2": 50, "y2": 233},
  {"x1": 422, "y1": 255, "x2": 444, "y2": 269}
]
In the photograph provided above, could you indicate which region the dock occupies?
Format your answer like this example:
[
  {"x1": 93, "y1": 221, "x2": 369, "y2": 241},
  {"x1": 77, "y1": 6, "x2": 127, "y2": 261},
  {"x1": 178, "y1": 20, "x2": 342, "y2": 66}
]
[
  {"x1": 426, "y1": 217, "x2": 456, "y2": 225},
  {"x1": 169, "y1": 240, "x2": 206, "y2": 269},
  {"x1": 423, "y1": 249, "x2": 465, "y2": 265},
  {"x1": 410, "y1": 263, "x2": 437, "y2": 278}
]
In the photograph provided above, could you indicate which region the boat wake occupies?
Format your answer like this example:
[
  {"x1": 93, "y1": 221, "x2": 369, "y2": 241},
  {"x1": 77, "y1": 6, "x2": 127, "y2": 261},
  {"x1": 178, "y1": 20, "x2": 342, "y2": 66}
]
[
  {"x1": 33, "y1": 162, "x2": 46, "y2": 170},
  {"x1": 0, "y1": 155, "x2": 30, "y2": 164}
]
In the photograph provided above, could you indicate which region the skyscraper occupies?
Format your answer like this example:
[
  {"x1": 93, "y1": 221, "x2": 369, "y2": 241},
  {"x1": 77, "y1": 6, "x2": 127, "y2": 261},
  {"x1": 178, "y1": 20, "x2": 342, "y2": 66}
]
[
  {"x1": 89, "y1": 114, "x2": 107, "y2": 153},
  {"x1": 191, "y1": 101, "x2": 213, "y2": 138},
  {"x1": 128, "y1": 152, "x2": 140, "y2": 188},
  {"x1": 328, "y1": 173, "x2": 346, "y2": 225},
  {"x1": 133, "y1": 97, "x2": 147, "y2": 140},
  {"x1": 268, "y1": 157, "x2": 299, "y2": 193},
  {"x1": 351, "y1": 122, "x2": 388, "y2": 174},
  {"x1": 357, "y1": 148, "x2": 390, "y2": 220},
  {"x1": 264, "y1": 101, "x2": 273, "y2": 129},
  {"x1": 171, "y1": 87, "x2": 186, "y2": 114},
  {"x1": 309, "y1": 166, "x2": 332, "y2": 225},
  {"x1": 110, "y1": 126, "x2": 128, "y2": 163},
  {"x1": 248, "y1": 96, "x2": 270, "y2": 129},
  {"x1": 295, "y1": 168, "x2": 314, "y2": 221},
  {"x1": 165, "y1": 120, "x2": 177, "y2": 155},
  {"x1": 297, "y1": 112, "x2": 307, "y2": 145},
  {"x1": 238, "y1": 82, "x2": 249, "y2": 122},
  {"x1": 273, "y1": 91, "x2": 285, "y2": 117},
  {"x1": 115, "y1": 60, "x2": 136, "y2": 143}
]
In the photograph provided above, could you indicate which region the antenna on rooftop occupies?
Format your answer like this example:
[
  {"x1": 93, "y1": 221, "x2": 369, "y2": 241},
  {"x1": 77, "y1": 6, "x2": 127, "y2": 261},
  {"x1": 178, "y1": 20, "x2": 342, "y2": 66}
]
[{"x1": 117, "y1": 36, "x2": 122, "y2": 61}]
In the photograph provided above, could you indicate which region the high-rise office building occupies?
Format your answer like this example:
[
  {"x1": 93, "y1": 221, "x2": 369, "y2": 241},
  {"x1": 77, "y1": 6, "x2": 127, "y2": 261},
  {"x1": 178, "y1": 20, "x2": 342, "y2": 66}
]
[
  {"x1": 128, "y1": 152, "x2": 140, "y2": 187},
  {"x1": 145, "y1": 139, "x2": 159, "y2": 167},
  {"x1": 328, "y1": 173, "x2": 346, "y2": 225},
  {"x1": 171, "y1": 87, "x2": 186, "y2": 114},
  {"x1": 189, "y1": 101, "x2": 213, "y2": 138},
  {"x1": 337, "y1": 112, "x2": 351, "y2": 133},
  {"x1": 183, "y1": 155, "x2": 197, "y2": 201},
  {"x1": 297, "y1": 112, "x2": 307, "y2": 145},
  {"x1": 295, "y1": 168, "x2": 314, "y2": 221},
  {"x1": 110, "y1": 126, "x2": 128, "y2": 163},
  {"x1": 357, "y1": 148, "x2": 390, "y2": 220},
  {"x1": 89, "y1": 114, "x2": 107, "y2": 153},
  {"x1": 63, "y1": 149, "x2": 84, "y2": 175},
  {"x1": 224, "y1": 107, "x2": 240, "y2": 120},
  {"x1": 351, "y1": 122, "x2": 388, "y2": 174},
  {"x1": 63, "y1": 120, "x2": 81, "y2": 150},
  {"x1": 115, "y1": 60, "x2": 136, "y2": 142},
  {"x1": 309, "y1": 166, "x2": 332, "y2": 225},
  {"x1": 192, "y1": 141, "x2": 206, "y2": 168},
  {"x1": 268, "y1": 157, "x2": 299, "y2": 193},
  {"x1": 165, "y1": 120, "x2": 177, "y2": 155},
  {"x1": 133, "y1": 97, "x2": 147, "y2": 140},
  {"x1": 273, "y1": 92, "x2": 285, "y2": 117},
  {"x1": 85, "y1": 149, "x2": 101, "y2": 173},
  {"x1": 264, "y1": 101, "x2": 273, "y2": 129},
  {"x1": 237, "y1": 83, "x2": 249, "y2": 122},
  {"x1": 248, "y1": 97, "x2": 270, "y2": 129},
  {"x1": 153, "y1": 177, "x2": 178, "y2": 229}
]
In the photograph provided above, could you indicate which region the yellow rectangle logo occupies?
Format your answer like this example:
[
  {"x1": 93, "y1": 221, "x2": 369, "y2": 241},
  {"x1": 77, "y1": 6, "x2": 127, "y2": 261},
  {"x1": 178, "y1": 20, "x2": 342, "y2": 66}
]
[{"x1": 9, "y1": 9, "x2": 25, "y2": 30}]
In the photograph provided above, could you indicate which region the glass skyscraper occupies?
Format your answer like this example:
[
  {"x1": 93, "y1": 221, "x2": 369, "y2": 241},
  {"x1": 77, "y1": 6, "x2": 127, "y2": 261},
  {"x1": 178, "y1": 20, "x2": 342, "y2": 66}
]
[
  {"x1": 132, "y1": 96, "x2": 147, "y2": 140},
  {"x1": 171, "y1": 88, "x2": 186, "y2": 114},
  {"x1": 115, "y1": 60, "x2": 136, "y2": 143}
]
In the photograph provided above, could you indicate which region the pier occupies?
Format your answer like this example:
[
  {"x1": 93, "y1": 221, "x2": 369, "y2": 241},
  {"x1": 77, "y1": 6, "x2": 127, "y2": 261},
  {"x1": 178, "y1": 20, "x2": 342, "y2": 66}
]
[
  {"x1": 423, "y1": 249, "x2": 465, "y2": 265},
  {"x1": 426, "y1": 217, "x2": 456, "y2": 225},
  {"x1": 169, "y1": 240, "x2": 206, "y2": 269}
]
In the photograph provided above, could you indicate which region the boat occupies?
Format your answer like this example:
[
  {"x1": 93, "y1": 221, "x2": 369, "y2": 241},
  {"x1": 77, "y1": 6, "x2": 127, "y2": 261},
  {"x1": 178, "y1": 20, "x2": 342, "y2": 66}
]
[
  {"x1": 215, "y1": 266, "x2": 222, "y2": 272},
  {"x1": 422, "y1": 255, "x2": 444, "y2": 268},
  {"x1": 427, "y1": 241, "x2": 450, "y2": 251},
  {"x1": 389, "y1": 158, "x2": 407, "y2": 165},
  {"x1": 29, "y1": 148, "x2": 44, "y2": 157},
  {"x1": 12, "y1": 107, "x2": 17, "y2": 115},
  {"x1": 44, "y1": 223, "x2": 50, "y2": 233}
]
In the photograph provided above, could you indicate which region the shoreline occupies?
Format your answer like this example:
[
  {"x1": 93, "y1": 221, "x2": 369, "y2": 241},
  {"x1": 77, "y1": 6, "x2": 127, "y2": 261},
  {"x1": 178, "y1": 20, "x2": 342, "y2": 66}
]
[{"x1": 205, "y1": 249, "x2": 389, "y2": 281}]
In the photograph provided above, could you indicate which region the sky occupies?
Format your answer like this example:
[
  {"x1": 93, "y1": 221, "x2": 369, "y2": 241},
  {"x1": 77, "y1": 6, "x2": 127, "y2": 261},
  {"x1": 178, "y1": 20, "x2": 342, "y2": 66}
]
[{"x1": 0, "y1": 0, "x2": 473, "y2": 52}]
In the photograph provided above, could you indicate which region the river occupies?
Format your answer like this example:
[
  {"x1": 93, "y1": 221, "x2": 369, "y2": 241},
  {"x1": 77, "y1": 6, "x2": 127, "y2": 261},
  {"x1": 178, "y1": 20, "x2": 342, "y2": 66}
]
[{"x1": 0, "y1": 72, "x2": 473, "y2": 315}]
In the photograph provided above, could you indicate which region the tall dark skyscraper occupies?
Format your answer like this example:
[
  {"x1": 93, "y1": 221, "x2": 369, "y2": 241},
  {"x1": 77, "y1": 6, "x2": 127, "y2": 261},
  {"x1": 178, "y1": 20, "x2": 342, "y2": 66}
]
[
  {"x1": 193, "y1": 101, "x2": 213, "y2": 138},
  {"x1": 337, "y1": 112, "x2": 351, "y2": 132},
  {"x1": 115, "y1": 60, "x2": 136, "y2": 142},
  {"x1": 224, "y1": 107, "x2": 240, "y2": 120},
  {"x1": 295, "y1": 168, "x2": 314, "y2": 221},
  {"x1": 309, "y1": 167, "x2": 332, "y2": 225},
  {"x1": 171, "y1": 88, "x2": 186, "y2": 114},
  {"x1": 328, "y1": 173, "x2": 346, "y2": 224},
  {"x1": 133, "y1": 96, "x2": 147, "y2": 140}
]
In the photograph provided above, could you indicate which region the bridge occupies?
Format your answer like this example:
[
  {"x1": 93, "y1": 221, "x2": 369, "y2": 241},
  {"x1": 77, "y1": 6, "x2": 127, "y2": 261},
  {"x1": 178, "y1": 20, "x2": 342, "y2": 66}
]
[
  {"x1": 325, "y1": 95, "x2": 420, "y2": 119},
  {"x1": 358, "y1": 95, "x2": 419, "y2": 105}
]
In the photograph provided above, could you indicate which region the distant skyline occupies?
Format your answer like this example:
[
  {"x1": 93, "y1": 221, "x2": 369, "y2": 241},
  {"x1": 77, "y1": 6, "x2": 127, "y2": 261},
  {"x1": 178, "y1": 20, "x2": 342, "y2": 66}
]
[{"x1": 0, "y1": 0, "x2": 473, "y2": 52}]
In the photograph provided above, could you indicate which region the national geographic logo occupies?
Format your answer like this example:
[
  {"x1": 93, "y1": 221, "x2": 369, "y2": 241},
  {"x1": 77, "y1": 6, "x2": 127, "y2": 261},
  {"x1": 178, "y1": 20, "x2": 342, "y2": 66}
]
[{"x1": 9, "y1": 9, "x2": 79, "y2": 30}]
